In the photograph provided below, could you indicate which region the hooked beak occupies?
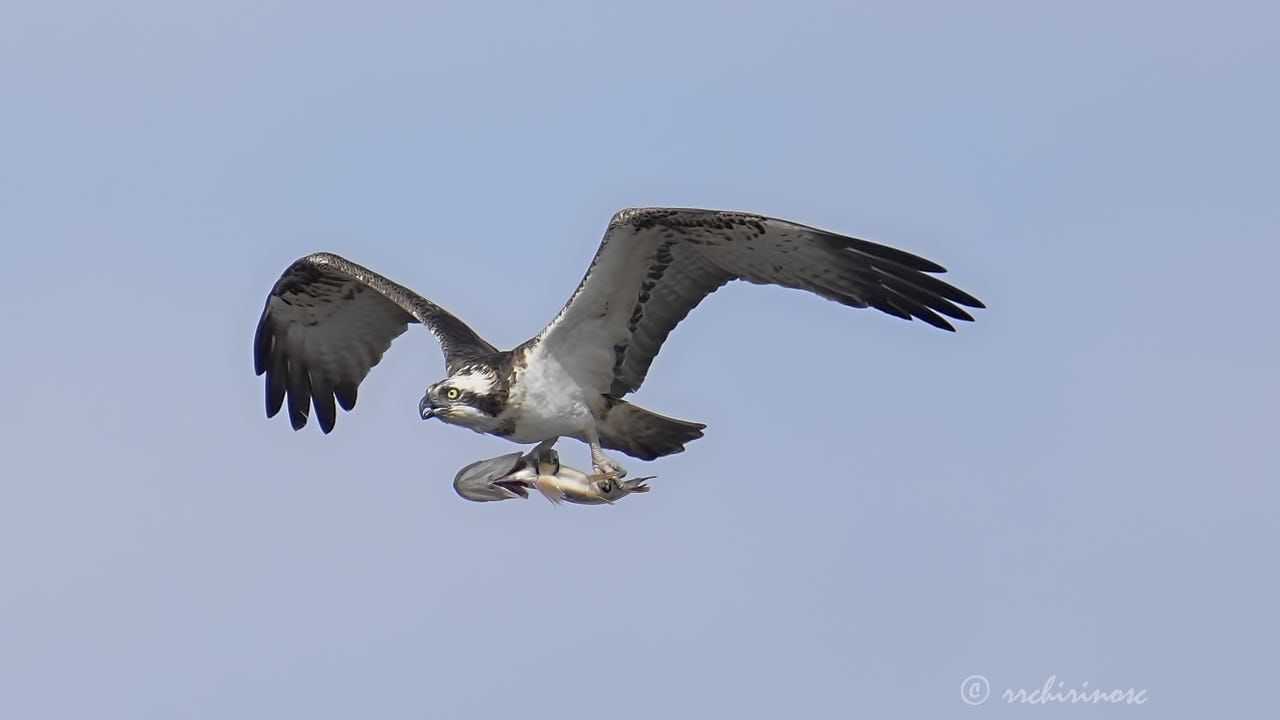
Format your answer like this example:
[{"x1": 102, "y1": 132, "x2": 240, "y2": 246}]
[{"x1": 419, "y1": 396, "x2": 437, "y2": 420}]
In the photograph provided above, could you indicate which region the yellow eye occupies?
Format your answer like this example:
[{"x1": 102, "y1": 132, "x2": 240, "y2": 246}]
[{"x1": 445, "y1": 388, "x2": 460, "y2": 400}]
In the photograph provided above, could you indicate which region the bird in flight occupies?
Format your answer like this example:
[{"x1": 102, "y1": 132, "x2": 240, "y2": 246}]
[{"x1": 254, "y1": 207, "x2": 983, "y2": 480}]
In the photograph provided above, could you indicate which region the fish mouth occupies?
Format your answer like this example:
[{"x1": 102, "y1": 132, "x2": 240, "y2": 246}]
[{"x1": 493, "y1": 480, "x2": 531, "y2": 499}]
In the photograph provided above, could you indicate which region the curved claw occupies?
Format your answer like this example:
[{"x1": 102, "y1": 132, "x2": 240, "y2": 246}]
[{"x1": 616, "y1": 476, "x2": 654, "y2": 494}]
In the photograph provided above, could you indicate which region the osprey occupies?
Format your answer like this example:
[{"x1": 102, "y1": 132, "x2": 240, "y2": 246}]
[{"x1": 253, "y1": 208, "x2": 983, "y2": 479}]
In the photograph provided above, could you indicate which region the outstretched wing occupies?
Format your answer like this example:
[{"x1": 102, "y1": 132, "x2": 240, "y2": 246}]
[
  {"x1": 253, "y1": 252, "x2": 496, "y2": 433},
  {"x1": 529, "y1": 208, "x2": 984, "y2": 397}
]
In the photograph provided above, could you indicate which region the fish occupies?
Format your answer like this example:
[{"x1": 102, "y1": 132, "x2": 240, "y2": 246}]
[{"x1": 453, "y1": 442, "x2": 653, "y2": 505}]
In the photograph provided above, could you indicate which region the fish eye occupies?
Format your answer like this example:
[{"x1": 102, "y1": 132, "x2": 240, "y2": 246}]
[
  {"x1": 445, "y1": 388, "x2": 460, "y2": 400},
  {"x1": 598, "y1": 480, "x2": 613, "y2": 493}
]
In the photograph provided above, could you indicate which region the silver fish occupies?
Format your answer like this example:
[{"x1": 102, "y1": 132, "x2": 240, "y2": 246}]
[{"x1": 453, "y1": 442, "x2": 652, "y2": 505}]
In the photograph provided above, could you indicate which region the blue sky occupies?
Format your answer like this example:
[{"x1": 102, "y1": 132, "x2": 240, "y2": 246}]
[{"x1": 2, "y1": 1, "x2": 1276, "y2": 717}]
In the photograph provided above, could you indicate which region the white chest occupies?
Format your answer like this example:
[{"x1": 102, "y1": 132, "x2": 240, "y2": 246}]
[{"x1": 503, "y1": 347, "x2": 595, "y2": 442}]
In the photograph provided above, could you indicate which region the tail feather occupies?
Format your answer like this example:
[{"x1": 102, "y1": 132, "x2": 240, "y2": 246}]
[{"x1": 597, "y1": 399, "x2": 706, "y2": 461}]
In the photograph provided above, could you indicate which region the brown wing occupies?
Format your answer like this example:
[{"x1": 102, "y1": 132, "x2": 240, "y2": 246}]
[{"x1": 253, "y1": 252, "x2": 496, "y2": 432}]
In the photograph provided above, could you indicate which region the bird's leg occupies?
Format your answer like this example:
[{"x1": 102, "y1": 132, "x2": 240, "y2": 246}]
[{"x1": 587, "y1": 431, "x2": 627, "y2": 481}]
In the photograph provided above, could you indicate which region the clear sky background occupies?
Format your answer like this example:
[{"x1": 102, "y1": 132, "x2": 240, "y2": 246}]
[{"x1": 2, "y1": 1, "x2": 1276, "y2": 717}]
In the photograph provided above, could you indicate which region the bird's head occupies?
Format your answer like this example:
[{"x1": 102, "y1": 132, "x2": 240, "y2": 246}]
[{"x1": 419, "y1": 368, "x2": 503, "y2": 429}]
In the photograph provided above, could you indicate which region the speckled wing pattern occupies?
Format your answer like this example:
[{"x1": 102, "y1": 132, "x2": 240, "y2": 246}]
[
  {"x1": 530, "y1": 208, "x2": 984, "y2": 398},
  {"x1": 253, "y1": 252, "x2": 496, "y2": 433}
]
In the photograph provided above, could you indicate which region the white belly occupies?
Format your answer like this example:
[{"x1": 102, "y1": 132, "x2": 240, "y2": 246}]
[{"x1": 503, "y1": 350, "x2": 596, "y2": 443}]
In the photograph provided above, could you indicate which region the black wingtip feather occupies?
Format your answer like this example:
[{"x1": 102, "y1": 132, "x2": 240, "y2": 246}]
[
  {"x1": 882, "y1": 289, "x2": 958, "y2": 331},
  {"x1": 869, "y1": 296, "x2": 912, "y2": 321},
  {"x1": 334, "y1": 382, "x2": 358, "y2": 411},
  {"x1": 831, "y1": 246, "x2": 983, "y2": 313},
  {"x1": 860, "y1": 258, "x2": 985, "y2": 309},
  {"x1": 289, "y1": 403, "x2": 308, "y2": 430},
  {"x1": 253, "y1": 319, "x2": 269, "y2": 376},
  {"x1": 874, "y1": 272, "x2": 975, "y2": 323},
  {"x1": 313, "y1": 383, "x2": 337, "y2": 434},
  {"x1": 265, "y1": 379, "x2": 283, "y2": 418},
  {"x1": 286, "y1": 360, "x2": 311, "y2": 431},
  {"x1": 843, "y1": 235, "x2": 947, "y2": 273},
  {"x1": 265, "y1": 351, "x2": 287, "y2": 418}
]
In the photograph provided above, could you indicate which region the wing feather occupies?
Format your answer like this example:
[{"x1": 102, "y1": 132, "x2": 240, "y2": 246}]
[
  {"x1": 253, "y1": 252, "x2": 495, "y2": 432},
  {"x1": 529, "y1": 208, "x2": 983, "y2": 397}
]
